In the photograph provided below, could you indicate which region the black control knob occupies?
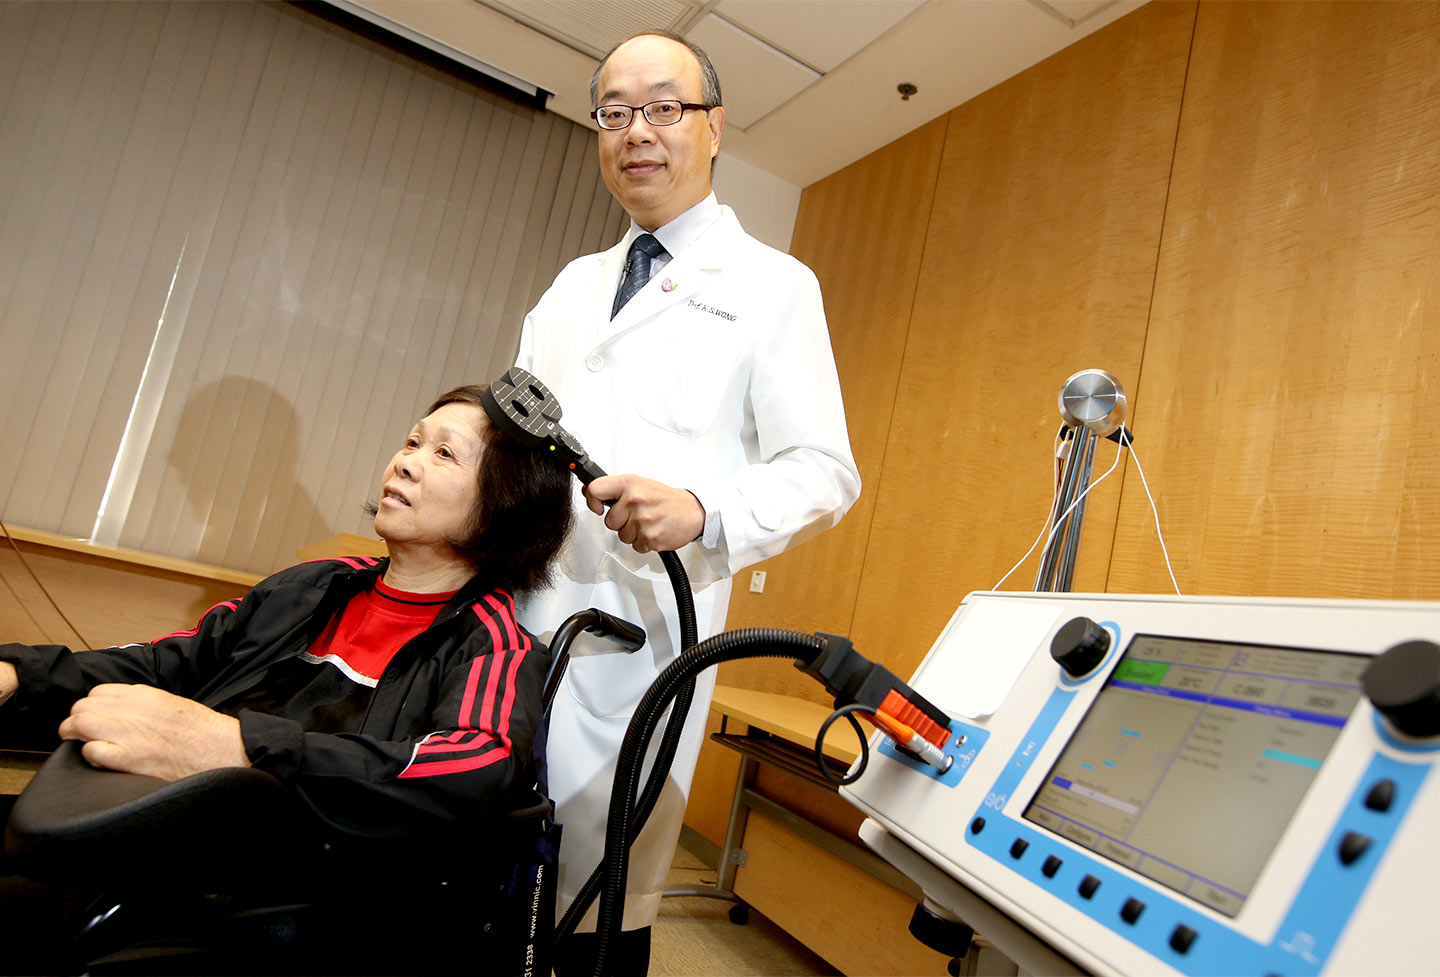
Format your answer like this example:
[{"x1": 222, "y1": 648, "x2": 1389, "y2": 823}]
[
  {"x1": 1363, "y1": 640, "x2": 1440, "y2": 738},
  {"x1": 1051, "y1": 617, "x2": 1111, "y2": 678}
]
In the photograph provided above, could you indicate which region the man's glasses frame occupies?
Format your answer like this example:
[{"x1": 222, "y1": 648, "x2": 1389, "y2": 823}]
[{"x1": 591, "y1": 99, "x2": 716, "y2": 131}]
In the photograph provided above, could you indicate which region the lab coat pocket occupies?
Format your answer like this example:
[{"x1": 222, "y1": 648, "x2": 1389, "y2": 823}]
[
  {"x1": 626, "y1": 322, "x2": 738, "y2": 437},
  {"x1": 564, "y1": 646, "x2": 662, "y2": 720},
  {"x1": 563, "y1": 559, "x2": 682, "y2": 719}
]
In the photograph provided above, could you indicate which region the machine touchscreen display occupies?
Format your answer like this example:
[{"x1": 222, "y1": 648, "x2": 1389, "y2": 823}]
[{"x1": 1022, "y1": 634, "x2": 1366, "y2": 917}]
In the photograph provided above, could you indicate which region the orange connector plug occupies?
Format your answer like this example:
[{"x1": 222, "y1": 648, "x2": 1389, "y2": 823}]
[
  {"x1": 878, "y1": 689, "x2": 949, "y2": 749},
  {"x1": 872, "y1": 690, "x2": 952, "y2": 773}
]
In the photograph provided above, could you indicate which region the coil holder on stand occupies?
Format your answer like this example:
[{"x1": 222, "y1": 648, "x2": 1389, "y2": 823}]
[{"x1": 1033, "y1": 369, "x2": 1128, "y2": 592}]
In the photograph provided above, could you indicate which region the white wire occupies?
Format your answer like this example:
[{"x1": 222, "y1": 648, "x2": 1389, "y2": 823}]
[
  {"x1": 993, "y1": 432, "x2": 1122, "y2": 591},
  {"x1": 991, "y1": 427, "x2": 1066, "y2": 591},
  {"x1": 993, "y1": 425, "x2": 1183, "y2": 596},
  {"x1": 1126, "y1": 436, "x2": 1182, "y2": 595}
]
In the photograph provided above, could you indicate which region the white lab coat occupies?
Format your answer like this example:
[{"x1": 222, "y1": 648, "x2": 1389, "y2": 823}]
[{"x1": 515, "y1": 203, "x2": 860, "y2": 931}]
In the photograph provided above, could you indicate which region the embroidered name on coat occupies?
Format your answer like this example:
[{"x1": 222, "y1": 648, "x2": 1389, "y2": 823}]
[{"x1": 686, "y1": 299, "x2": 737, "y2": 322}]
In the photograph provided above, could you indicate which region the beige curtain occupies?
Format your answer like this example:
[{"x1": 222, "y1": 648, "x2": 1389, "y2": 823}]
[{"x1": 0, "y1": 0, "x2": 627, "y2": 574}]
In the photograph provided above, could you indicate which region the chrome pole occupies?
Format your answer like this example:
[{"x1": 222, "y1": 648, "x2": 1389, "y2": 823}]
[
  {"x1": 1035, "y1": 426, "x2": 1090, "y2": 591},
  {"x1": 1032, "y1": 370, "x2": 1127, "y2": 593},
  {"x1": 1056, "y1": 426, "x2": 1099, "y2": 590}
]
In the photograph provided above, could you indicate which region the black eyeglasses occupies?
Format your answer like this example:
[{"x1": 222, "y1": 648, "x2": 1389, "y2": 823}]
[{"x1": 591, "y1": 99, "x2": 715, "y2": 131}]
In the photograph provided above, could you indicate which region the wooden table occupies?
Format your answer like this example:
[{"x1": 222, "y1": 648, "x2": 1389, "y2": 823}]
[
  {"x1": 668, "y1": 686, "x2": 916, "y2": 909},
  {"x1": 0, "y1": 750, "x2": 46, "y2": 795}
]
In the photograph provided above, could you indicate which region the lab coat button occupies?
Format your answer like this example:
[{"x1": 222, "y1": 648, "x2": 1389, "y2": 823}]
[{"x1": 586, "y1": 355, "x2": 604, "y2": 371}]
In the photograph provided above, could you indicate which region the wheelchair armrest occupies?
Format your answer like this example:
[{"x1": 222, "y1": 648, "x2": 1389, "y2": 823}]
[
  {"x1": 4, "y1": 740, "x2": 307, "y2": 891},
  {"x1": 584, "y1": 608, "x2": 646, "y2": 652},
  {"x1": 543, "y1": 608, "x2": 646, "y2": 713}
]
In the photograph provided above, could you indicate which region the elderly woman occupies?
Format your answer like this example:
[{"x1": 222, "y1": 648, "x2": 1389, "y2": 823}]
[{"x1": 0, "y1": 384, "x2": 573, "y2": 842}]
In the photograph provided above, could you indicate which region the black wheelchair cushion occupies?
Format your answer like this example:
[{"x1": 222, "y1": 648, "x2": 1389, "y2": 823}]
[
  {"x1": 3, "y1": 743, "x2": 561, "y2": 974},
  {"x1": 4, "y1": 740, "x2": 309, "y2": 891}
]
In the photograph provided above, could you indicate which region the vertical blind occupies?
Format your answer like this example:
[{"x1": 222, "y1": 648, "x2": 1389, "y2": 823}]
[{"x1": 0, "y1": 0, "x2": 628, "y2": 575}]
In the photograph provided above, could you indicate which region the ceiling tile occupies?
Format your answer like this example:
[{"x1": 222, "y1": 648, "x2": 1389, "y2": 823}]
[
  {"x1": 689, "y1": 13, "x2": 821, "y2": 129},
  {"x1": 481, "y1": 0, "x2": 700, "y2": 59},
  {"x1": 1031, "y1": 0, "x2": 1122, "y2": 28},
  {"x1": 714, "y1": 0, "x2": 923, "y2": 72}
]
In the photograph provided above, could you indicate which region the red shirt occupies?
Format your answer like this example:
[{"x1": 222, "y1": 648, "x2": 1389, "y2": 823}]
[
  {"x1": 302, "y1": 578, "x2": 456, "y2": 686},
  {"x1": 223, "y1": 578, "x2": 457, "y2": 733}
]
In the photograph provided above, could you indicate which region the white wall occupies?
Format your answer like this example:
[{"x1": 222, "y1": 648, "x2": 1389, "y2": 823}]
[{"x1": 712, "y1": 153, "x2": 802, "y2": 254}]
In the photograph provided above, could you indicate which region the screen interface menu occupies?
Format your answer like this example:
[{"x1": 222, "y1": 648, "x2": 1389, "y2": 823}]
[{"x1": 1022, "y1": 634, "x2": 1365, "y2": 917}]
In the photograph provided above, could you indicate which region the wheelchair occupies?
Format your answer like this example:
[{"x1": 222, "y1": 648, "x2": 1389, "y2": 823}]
[{"x1": 0, "y1": 607, "x2": 643, "y2": 976}]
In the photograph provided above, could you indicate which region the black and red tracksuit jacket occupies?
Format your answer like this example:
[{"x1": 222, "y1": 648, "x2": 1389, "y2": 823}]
[{"x1": 0, "y1": 556, "x2": 549, "y2": 844}]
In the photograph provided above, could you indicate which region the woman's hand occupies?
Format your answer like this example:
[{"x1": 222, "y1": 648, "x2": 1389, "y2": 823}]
[
  {"x1": 57, "y1": 684, "x2": 250, "y2": 781},
  {"x1": 0, "y1": 661, "x2": 17, "y2": 705}
]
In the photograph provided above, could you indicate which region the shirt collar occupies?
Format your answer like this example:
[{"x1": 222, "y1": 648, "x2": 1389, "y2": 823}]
[{"x1": 620, "y1": 193, "x2": 722, "y2": 259}]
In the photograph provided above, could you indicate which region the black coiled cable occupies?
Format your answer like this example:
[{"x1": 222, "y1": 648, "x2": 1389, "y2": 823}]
[
  {"x1": 553, "y1": 549, "x2": 698, "y2": 959},
  {"x1": 813, "y1": 703, "x2": 874, "y2": 788},
  {"x1": 588, "y1": 627, "x2": 828, "y2": 975}
]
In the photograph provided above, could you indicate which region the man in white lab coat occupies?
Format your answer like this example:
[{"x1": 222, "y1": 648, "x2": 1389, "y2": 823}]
[{"x1": 515, "y1": 29, "x2": 860, "y2": 974}]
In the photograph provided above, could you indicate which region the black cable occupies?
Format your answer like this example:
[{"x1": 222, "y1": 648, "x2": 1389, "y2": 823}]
[
  {"x1": 814, "y1": 704, "x2": 874, "y2": 788},
  {"x1": 553, "y1": 679, "x2": 695, "y2": 950},
  {"x1": 555, "y1": 551, "x2": 697, "y2": 951},
  {"x1": 478, "y1": 367, "x2": 707, "y2": 970},
  {"x1": 590, "y1": 627, "x2": 827, "y2": 975}
]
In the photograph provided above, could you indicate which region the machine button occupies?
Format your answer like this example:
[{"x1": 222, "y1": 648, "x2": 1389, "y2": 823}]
[
  {"x1": 970, "y1": 817, "x2": 985, "y2": 835},
  {"x1": 1362, "y1": 640, "x2": 1440, "y2": 737},
  {"x1": 1050, "y1": 617, "x2": 1112, "y2": 678},
  {"x1": 1042, "y1": 855, "x2": 1063, "y2": 878},
  {"x1": 1078, "y1": 875, "x2": 1101, "y2": 899},
  {"x1": 1339, "y1": 832, "x2": 1372, "y2": 865},
  {"x1": 1120, "y1": 898, "x2": 1146, "y2": 924},
  {"x1": 1009, "y1": 838, "x2": 1029, "y2": 859},
  {"x1": 586, "y1": 355, "x2": 604, "y2": 372},
  {"x1": 1170, "y1": 924, "x2": 1198, "y2": 954},
  {"x1": 1365, "y1": 778, "x2": 1396, "y2": 812}
]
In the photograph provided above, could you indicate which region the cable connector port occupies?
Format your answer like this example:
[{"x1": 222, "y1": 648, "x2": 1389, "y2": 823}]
[{"x1": 871, "y1": 709, "x2": 953, "y2": 773}]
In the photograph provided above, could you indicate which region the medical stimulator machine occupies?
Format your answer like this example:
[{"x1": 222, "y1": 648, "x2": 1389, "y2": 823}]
[{"x1": 843, "y1": 591, "x2": 1440, "y2": 976}]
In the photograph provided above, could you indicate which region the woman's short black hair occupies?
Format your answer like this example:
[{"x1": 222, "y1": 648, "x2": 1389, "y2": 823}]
[{"x1": 373, "y1": 384, "x2": 574, "y2": 593}]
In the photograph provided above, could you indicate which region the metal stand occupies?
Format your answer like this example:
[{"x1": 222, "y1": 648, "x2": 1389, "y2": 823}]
[
  {"x1": 1033, "y1": 370, "x2": 1127, "y2": 593},
  {"x1": 662, "y1": 726, "x2": 925, "y2": 920}
]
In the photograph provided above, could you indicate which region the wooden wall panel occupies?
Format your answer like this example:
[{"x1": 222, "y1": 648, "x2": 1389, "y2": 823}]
[
  {"x1": 688, "y1": 120, "x2": 949, "y2": 846},
  {"x1": 1109, "y1": 1, "x2": 1440, "y2": 598},
  {"x1": 718, "y1": 117, "x2": 949, "y2": 700},
  {"x1": 848, "y1": 1, "x2": 1195, "y2": 673},
  {"x1": 685, "y1": 0, "x2": 1440, "y2": 961},
  {"x1": 682, "y1": 711, "x2": 742, "y2": 849},
  {"x1": 0, "y1": 539, "x2": 248, "y2": 650}
]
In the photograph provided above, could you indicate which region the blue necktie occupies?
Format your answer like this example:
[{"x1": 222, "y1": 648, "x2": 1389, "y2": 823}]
[{"x1": 611, "y1": 233, "x2": 666, "y2": 319}]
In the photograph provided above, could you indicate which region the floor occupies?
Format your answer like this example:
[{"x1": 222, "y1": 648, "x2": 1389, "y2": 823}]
[
  {"x1": 648, "y1": 842, "x2": 1022, "y2": 977},
  {"x1": 649, "y1": 844, "x2": 840, "y2": 977}
]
